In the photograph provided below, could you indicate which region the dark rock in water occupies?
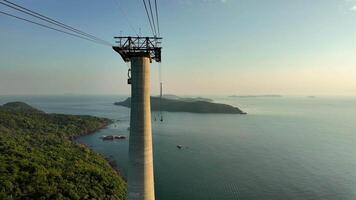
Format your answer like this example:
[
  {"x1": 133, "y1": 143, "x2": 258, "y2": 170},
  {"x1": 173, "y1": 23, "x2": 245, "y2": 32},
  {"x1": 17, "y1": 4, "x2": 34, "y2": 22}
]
[
  {"x1": 0, "y1": 102, "x2": 44, "y2": 113},
  {"x1": 114, "y1": 96, "x2": 246, "y2": 114}
]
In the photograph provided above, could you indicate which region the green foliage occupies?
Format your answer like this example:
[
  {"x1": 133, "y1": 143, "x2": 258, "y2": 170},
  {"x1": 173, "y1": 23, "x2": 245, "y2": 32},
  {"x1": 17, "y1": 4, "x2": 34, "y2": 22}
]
[
  {"x1": 0, "y1": 103, "x2": 126, "y2": 199},
  {"x1": 1, "y1": 102, "x2": 44, "y2": 114},
  {"x1": 115, "y1": 96, "x2": 246, "y2": 114}
]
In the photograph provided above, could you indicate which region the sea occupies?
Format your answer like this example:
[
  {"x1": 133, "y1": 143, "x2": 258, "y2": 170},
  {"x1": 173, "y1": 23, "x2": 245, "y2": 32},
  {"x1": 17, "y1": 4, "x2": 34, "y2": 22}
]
[{"x1": 1, "y1": 95, "x2": 356, "y2": 200}]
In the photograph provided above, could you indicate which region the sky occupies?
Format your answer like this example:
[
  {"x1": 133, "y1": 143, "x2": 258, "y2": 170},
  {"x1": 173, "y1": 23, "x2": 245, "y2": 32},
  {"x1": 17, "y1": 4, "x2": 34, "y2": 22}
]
[{"x1": 0, "y1": 0, "x2": 356, "y2": 96}]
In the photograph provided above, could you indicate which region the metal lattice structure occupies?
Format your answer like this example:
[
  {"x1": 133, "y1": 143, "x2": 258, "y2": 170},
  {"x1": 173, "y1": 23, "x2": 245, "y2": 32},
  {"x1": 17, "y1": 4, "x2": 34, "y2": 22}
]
[{"x1": 113, "y1": 36, "x2": 162, "y2": 62}]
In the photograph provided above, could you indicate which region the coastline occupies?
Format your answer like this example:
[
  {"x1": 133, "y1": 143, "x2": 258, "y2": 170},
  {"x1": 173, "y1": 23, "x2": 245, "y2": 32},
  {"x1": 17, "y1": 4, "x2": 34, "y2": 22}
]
[
  {"x1": 74, "y1": 121, "x2": 127, "y2": 181},
  {"x1": 0, "y1": 102, "x2": 127, "y2": 199},
  {"x1": 70, "y1": 120, "x2": 112, "y2": 140}
]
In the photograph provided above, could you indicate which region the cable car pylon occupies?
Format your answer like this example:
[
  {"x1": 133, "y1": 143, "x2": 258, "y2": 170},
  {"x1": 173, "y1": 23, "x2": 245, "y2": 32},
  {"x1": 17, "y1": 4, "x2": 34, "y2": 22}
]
[{"x1": 113, "y1": 36, "x2": 162, "y2": 200}]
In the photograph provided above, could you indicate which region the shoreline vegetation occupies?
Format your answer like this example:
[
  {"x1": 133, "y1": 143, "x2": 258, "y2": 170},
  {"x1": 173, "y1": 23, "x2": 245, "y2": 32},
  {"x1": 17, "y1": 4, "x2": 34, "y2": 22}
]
[
  {"x1": 115, "y1": 96, "x2": 246, "y2": 114},
  {"x1": 0, "y1": 102, "x2": 126, "y2": 199}
]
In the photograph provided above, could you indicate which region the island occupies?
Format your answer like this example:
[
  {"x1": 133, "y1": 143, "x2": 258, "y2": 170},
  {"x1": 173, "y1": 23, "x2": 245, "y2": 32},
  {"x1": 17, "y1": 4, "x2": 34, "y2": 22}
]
[
  {"x1": 115, "y1": 96, "x2": 246, "y2": 114},
  {"x1": 0, "y1": 102, "x2": 126, "y2": 199},
  {"x1": 229, "y1": 95, "x2": 282, "y2": 98},
  {"x1": 161, "y1": 94, "x2": 213, "y2": 102}
]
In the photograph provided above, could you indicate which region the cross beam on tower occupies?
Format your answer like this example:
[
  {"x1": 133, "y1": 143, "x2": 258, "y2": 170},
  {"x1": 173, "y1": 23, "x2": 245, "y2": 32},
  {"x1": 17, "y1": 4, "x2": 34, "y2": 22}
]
[{"x1": 113, "y1": 36, "x2": 162, "y2": 62}]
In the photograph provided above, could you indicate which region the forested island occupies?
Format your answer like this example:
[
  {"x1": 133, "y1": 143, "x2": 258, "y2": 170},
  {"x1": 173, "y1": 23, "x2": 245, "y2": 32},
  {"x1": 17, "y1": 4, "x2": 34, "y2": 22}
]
[
  {"x1": 0, "y1": 102, "x2": 126, "y2": 199},
  {"x1": 115, "y1": 96, "x2": 246, "y2": 114}
]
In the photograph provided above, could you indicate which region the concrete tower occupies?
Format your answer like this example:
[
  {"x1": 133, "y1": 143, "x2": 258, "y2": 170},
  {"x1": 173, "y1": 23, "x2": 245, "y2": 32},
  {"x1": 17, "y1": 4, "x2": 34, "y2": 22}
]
[
  {"x1": 113, "y1": 36, "x2": 162, "y2": 200},
  {"x1": 127, "y1": 56, "x2": 154, "y2": 200}
]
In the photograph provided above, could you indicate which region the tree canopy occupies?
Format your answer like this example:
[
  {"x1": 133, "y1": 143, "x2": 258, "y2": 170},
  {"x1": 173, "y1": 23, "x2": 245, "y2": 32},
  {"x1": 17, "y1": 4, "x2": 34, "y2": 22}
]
[{"x1": 0, "y1": 102, "x2": 126, "y2": 200}]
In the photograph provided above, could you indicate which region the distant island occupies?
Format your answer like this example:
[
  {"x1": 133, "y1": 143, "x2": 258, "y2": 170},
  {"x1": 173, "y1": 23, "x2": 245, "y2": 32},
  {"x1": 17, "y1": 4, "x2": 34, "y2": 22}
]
[
  {"x1": 161, "y1": 94, "x2": 213, "y2": 102},
  {"x1": 115, "y1": 96, "x2": 246, "y2": 114},
  {"x1": 0, "y1": 102, "x2": 126, "y2": 199},
  {"x1": 229, "y1": 95, "x2": 282, "y2": 98}
]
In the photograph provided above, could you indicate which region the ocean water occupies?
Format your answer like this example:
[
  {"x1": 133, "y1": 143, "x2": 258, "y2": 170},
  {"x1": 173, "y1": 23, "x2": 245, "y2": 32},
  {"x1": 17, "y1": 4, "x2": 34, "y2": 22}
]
[{"x1": 1, "y1": 95, "x2": 356, "y2": 200}]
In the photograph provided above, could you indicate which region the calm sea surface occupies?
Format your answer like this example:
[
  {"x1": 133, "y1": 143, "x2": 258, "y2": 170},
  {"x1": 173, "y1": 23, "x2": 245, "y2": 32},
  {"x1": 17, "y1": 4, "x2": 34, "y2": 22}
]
[{"x1": 1, "y1": 95, "x2": 356, "y2": 200}]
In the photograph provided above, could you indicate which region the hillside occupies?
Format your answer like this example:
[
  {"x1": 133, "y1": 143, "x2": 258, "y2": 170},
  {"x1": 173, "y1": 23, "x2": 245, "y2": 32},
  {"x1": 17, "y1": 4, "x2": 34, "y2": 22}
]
[
  {"x1": 1, "y1": 101, "x2": 44, "y2": 113},
  {"x1": 161, "y1": 95, "x2": 213, "y2": 102},
  {"x1": 115, "y1": 96, "x2": 246, "y2": 114},
  {"x1": 0, "y1": 102, "x2": 126, "y2": 199}
]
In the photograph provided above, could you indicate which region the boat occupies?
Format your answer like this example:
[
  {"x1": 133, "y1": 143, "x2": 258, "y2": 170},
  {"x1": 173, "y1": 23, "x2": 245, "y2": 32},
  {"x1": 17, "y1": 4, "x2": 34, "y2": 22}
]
[
  {"x1": 177, "y1": 145, "x2": 183, "y2": 149},
  {"x1": 102, "y1": 135, "x2": 114, "y2": 140},
  {"x1": 114, "y1": 135, "x2": 127, "y2": 139},
  {"x1": 101, "y1": 135, "x2": 127, "y2": 140}
]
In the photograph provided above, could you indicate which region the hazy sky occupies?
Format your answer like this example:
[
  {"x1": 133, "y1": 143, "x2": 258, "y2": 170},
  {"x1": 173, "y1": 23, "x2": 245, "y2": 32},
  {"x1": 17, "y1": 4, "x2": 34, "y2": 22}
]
[{"x1": 0, "y1": 0, "x2": 356, "y2": 96}]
